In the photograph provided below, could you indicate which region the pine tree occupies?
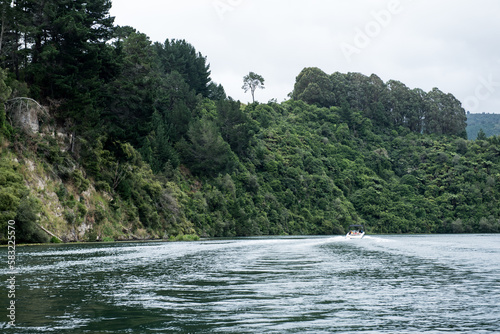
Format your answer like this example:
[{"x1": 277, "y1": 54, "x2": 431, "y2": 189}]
[{"x1": 155, "y1": 39, "x2": 211, "y2": 97}]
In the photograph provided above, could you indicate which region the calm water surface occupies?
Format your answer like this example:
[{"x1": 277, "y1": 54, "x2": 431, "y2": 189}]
[{"x1": 1, "y1": 235, "x2": 500, "y2": 333}]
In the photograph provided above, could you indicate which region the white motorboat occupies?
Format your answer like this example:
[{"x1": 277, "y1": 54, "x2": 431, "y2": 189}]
[{"x1": 345, "y1": 225, "x2": 365, "y2": 239}]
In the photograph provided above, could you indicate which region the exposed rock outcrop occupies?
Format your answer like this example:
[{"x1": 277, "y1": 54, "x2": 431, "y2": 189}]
[{"x1": 6, "y1": 97, "x2": 46, "y2": 133}]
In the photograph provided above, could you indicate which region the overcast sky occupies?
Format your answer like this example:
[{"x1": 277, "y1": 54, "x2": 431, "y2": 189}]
[{"x1": 110, "y1": 0, "x2": 500, "y2": 113}]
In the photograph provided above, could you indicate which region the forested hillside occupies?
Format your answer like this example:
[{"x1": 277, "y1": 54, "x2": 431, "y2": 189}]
[
  {"x1": 1, "y1": 1, "x2": 499, "y2": 243},
  {"x1": 466, "y1": 113, "x2": 500, "y2": 139},
  {"x1": 292, "y1": 67, "x2": 467, "y2": 138}
]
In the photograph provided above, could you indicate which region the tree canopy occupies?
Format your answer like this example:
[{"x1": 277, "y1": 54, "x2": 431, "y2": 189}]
[{"x1": 292, "y1": 68, "x2": 467, "y2": 138}]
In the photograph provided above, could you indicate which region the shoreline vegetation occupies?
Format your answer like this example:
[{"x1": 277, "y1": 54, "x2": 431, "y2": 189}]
[
  {"x1": 1, "y1": 1, "x2": 500, "y2": 245},
  {"x1": 1, "y1": 233, "x2": 202, "y2": 247}
]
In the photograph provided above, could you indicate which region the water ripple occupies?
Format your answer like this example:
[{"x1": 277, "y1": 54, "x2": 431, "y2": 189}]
[{"x1": 1, "y1": 235, "x2": 499, "y2": 333}]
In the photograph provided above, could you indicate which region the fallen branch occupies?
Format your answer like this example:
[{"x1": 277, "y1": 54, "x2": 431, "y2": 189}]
[
  {"x1": 37, "y1": 224, "x2": 63, "y2": 243},
  {"x1": 6, "y1": 97, "x2": 45, "y2": 109}
]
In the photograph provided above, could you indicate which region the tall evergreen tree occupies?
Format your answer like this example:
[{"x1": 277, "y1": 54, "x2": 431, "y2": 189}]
[
  {"x1": 155, "y1": 39, "x2": 211, "y2": 97},
  {"x1": 179, "y1": 117, "x2": 236, "y2": 176},
  {"x1": 142, "y1": 110, "x2": 179, "y2": 173},
  {"x1": 217, "y1": 98, "x2": 255, "y2": 156},
  {"x1": 22, "y1": 0, "x2": 115, "y2": 129},
  {"x1": 155, "y1": 70, "x2": 199, "y2": 141},
  {"x1": 103, "y1": 31, "x2": 158, "y2": 143},
  {"x1": 0, "y1": 67, "x2": 12, "y2": 131}
]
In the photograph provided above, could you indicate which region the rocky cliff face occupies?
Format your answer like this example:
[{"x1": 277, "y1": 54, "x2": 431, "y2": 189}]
[{"x1": 6, "y1": 98, "x2": 44, "y2": 133}]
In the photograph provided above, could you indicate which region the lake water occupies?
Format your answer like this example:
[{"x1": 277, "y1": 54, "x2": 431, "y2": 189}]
[{"x1": 1, "y1": 235, "x2": 500, "y2": 333}]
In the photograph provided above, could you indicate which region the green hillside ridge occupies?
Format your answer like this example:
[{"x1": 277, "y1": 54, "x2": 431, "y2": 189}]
[
  {"x1": 466, "y1": 112, "x2": 500, "y2": 140},
  {"x1": 1, "y1": 1, "x2": 500, "y2": 243}
]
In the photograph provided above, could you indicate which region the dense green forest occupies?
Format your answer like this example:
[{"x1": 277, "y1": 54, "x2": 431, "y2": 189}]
[
  {"x1": 1, "y1": 1, "x2": 499, "y2": 243},
  {"x1": 466, "y1": 112, "x2": 500, "y2": 140}
]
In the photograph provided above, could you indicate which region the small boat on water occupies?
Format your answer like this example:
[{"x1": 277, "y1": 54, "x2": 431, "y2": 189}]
[{"x1": 346, "y1": 224, "x2": 365, "y2": 239}]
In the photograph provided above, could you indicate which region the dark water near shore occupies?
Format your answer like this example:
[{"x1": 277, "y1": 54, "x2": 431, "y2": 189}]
[{"x1": 1, "y1": 235, "x2": 500, "y2": 333}]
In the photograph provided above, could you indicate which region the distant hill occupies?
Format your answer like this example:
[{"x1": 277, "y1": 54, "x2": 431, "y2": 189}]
[{"x1": 466, "y1": 112, "x2": 500, "y2": 139}]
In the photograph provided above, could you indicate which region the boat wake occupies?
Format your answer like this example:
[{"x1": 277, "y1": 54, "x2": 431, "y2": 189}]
[{"x1": 362, "y1": 235, "x2": 393, "y2": 243}]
